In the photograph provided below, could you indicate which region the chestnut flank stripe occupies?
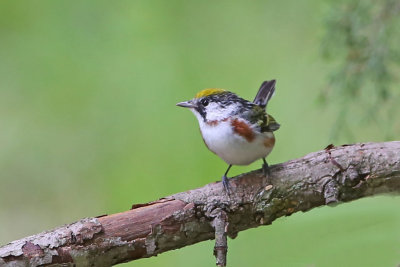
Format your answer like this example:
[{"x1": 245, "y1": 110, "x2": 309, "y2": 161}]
[
  {"x1": 263, "y1": 136, "x2": 275, "y2": 148},
  {"x1": 230, "y1": 119, "x2": 255, "y2": 142}
]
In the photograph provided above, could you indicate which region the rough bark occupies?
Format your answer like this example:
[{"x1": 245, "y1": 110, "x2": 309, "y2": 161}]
[{"x1": 1, "y1": 141, "x2": 400, "y2": 267}]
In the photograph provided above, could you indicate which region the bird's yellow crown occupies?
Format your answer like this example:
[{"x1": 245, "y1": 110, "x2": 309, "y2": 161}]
[{"x1": 195, "y1": 88, "x2": 226, "y2": 99}]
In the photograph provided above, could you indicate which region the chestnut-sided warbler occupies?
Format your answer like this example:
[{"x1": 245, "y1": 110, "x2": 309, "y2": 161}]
[{"x1": 177, "y1": 80, "x2": 280, "y2": 192}]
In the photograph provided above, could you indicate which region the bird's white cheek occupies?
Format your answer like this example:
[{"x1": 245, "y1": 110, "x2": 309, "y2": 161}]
[{"x1": 204, "y1": 102, "x2": 233, "y2": 121}]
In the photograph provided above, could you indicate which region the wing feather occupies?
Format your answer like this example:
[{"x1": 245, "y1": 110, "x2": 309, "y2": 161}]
[{"x1": 246, "y1": 79, "x2": 280, "y2": 132}]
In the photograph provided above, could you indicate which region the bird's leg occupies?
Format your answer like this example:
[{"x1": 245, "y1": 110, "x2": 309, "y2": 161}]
[
  {"x1": 222, "y1": 165, "x2": 232, "y2": 193},
  {"x1": 262, "y1": 158, "x2": 270, "y2": 176}
]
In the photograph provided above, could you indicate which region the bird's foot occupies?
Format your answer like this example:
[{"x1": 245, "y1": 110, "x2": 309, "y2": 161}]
[
  {"x1": 262, "y1": 159, "x2": 272, "y2": 185},
  {"x1": 222, "y1": 175, "x2": 231, "y2": 194},
  {"x1": 262, "y1": 162, "x2": 270, "y2": 177}
]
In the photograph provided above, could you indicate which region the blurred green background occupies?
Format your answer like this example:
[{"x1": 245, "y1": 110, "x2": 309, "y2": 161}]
[{"x1": 0, "y1": 1, "x2": 399, "y2": 266}]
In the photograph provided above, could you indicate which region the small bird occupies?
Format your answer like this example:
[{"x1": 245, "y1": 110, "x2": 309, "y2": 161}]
[{"x1": 176, "y1": 80, "x2": 280, "y2": 192}]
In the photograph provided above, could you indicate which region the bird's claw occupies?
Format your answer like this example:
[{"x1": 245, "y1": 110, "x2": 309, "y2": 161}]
[
  {"x1": 262, "y1": 159, "x2": 273, "y2": 185},
  {"x1": 222, "y1": 175, "x2": 231, "y2": 194}
]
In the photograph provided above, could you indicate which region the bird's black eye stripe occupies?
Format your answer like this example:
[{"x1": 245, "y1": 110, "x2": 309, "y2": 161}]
[{"x1": 200, "y1": 98, "x2": 209, "y2": 106}]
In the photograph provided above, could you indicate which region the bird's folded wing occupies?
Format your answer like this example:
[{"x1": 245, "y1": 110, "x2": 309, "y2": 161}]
[{"x1": 261, "y1": 114, "x2": 280, "y2": 132}]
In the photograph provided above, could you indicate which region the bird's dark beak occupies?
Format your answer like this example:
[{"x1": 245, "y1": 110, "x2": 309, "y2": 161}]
[{"x1": 176, "y1": 100, "x2": 197, "y2": 109}]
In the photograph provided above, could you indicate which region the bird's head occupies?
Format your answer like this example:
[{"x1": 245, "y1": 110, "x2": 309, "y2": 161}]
[{"x1": 176, "y1": 89, "x2": 253, "y2": 124}]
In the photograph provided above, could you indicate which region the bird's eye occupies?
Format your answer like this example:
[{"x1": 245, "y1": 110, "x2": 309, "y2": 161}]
[{"x1": 200, "y1": 99, "x2": 209, "y2": 106}]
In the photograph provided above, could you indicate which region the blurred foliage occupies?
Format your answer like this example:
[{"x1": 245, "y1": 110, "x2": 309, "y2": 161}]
[
  {"x1": 321, "y1": 0, "x2": 400, "y2": 141},
  {"x1": 0, "y1": 1, "x2": 399, "y2": 267}
]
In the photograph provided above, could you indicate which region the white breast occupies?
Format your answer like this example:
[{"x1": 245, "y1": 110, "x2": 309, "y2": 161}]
[{"x1": 198, "y1": 119, "x2": 274, "y2": 166}]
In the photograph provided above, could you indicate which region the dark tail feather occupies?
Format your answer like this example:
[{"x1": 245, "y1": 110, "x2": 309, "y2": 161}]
[{"x1": 253, "y1": 80, "x2": 276, "y2": 108}]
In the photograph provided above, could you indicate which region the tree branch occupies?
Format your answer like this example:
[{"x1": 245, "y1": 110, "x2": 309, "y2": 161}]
[{"x1": 1, "y1": 141, "x2": 400, "y2": 267}]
